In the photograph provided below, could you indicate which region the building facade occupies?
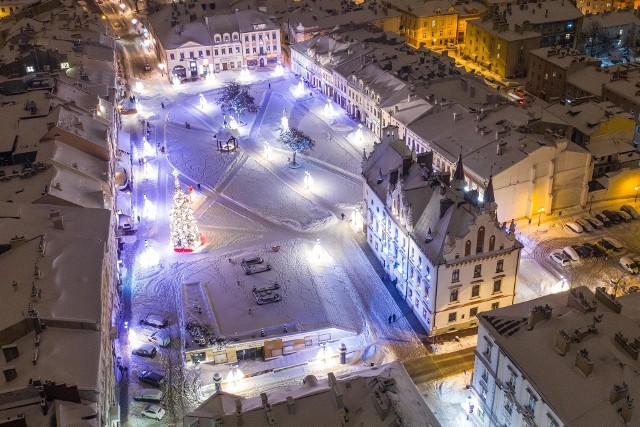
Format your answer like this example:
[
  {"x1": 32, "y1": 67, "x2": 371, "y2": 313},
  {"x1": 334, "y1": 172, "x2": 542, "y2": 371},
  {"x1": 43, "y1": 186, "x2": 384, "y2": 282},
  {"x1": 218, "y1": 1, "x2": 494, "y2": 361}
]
[{"x1": 363, "y1": 127, "x2": 522, "y2": 336}]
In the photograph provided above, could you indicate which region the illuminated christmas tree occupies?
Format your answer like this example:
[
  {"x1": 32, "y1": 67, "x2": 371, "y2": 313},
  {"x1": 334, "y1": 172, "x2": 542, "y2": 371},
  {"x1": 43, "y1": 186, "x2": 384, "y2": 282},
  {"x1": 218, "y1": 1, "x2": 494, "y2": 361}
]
[{"x1": 169, "y1": 171, "x2": 201, "y2": 252}]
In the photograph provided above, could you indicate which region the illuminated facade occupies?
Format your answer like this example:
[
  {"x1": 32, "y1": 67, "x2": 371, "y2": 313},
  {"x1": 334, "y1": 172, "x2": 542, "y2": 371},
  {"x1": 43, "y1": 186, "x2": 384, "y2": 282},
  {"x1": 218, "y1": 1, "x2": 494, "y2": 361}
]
[{"x1": 363, "y1": 127, "x2": 522, "y2": 336}]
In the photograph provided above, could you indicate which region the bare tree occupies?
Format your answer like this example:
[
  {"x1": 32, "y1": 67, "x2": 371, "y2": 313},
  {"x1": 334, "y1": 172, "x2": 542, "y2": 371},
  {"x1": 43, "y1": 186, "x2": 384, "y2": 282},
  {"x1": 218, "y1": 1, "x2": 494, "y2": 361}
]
[
  {"x1": 217, "y1": 81, "x2": 258, "y2": 122},
  {"x1": 580, "y1": 21, "x2": 615, "y2": 58},
  {"x1": 279, "y1": 128, "x2": 314, "y2": 166}
]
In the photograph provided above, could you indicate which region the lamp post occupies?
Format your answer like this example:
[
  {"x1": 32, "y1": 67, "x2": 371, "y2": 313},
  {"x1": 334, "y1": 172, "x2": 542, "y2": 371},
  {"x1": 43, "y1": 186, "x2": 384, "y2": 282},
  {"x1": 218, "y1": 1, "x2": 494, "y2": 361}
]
[
  {"x1": 635, "y1": 186, "x2": 639, "y2": 203},
  {"x1": 537, "y1": 207, "x2": 545, "y2": 226},
  {"x1": 589, "y1": 195, "x2": 595, "y2": 214}
]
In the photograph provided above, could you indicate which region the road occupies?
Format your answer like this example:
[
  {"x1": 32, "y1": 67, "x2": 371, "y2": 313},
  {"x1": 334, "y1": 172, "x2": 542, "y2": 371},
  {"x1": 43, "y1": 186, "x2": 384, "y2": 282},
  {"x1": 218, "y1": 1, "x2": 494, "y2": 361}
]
[{"x1": 404, "y1": 348, "x2": 476, "y2": 386}]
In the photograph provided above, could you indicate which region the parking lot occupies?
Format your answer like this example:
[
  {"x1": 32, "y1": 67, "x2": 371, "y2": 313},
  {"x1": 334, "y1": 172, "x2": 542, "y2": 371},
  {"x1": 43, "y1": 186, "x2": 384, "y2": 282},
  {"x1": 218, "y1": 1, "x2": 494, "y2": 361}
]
[{"x1": 525, "y1": 204, "x2": 640, "y2": 296}]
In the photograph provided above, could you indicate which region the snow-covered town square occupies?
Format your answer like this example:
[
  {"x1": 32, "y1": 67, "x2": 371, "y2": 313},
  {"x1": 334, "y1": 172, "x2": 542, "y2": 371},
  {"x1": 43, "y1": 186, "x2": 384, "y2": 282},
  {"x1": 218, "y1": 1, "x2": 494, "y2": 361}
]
[{"x1": 6, "y1": 1, "x2": 640, "y2": 426}]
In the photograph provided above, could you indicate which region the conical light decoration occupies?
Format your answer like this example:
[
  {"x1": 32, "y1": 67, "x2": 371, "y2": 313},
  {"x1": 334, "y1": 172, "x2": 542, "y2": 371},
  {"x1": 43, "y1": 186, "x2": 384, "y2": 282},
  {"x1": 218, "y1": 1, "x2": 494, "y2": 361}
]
[{"x1": 169, "y1": 170, "x2": 201, "y2": 252}]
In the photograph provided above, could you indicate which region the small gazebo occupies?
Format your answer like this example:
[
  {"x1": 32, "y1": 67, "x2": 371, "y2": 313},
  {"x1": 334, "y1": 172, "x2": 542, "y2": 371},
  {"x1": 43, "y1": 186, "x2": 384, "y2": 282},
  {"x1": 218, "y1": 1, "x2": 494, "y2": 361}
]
[{"x1": 215, "y1": 128, "x2": 238, "y2": 153}]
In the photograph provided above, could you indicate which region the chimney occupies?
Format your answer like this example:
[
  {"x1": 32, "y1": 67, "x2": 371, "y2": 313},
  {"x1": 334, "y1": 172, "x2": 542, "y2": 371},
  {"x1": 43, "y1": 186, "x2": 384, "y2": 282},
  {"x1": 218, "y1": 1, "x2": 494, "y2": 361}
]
[
  {"x1": 469, "y1": 86, "x2": 476, "y2": 98},
  {"x1": 2, "y1": 367, "x2": 17, "y2": 382},
  {"x1": 574, "y1": 324, "x2": 598, "y2": 342},
  {"x1": 461, "y1": 78, "x2": 467, "y2": 91},
  {"x1": 440, "y1": 197, "x2": 454, "y2": 218},
  {"x1": 52, "y1": 215, "x2": 64, "y2": 230},
  {"x1": 614, "y1": 331, "x2": 639, "y2": 360},
  {"x1": 595, "y1": 287, "x2": 622, "y2": 313},
  {"x1": 567, "y1": 289, "x2": 597, "y2": 313},
  {"x1": 235, "y1": 399, "x2": 243, "y2": 426},
  {"x1": 260, "y1": 393, "x2": 269, "y2": 408},
  {"x1": 402, "y1": 156, "x2": 412, "y2": 175},
  {"x1": 494, "y1": 130, "x2": 499, "y2": 141},
  {"x1": 555, "y1": 330, "x2": 571, "y2": 356},
  {"x1": 575, "y1": 348, "x2": 594, "y2": 376},
  {"x1": 286, "y1": 396, "x2": 296, "y2": 414},
  {"x1": 621, "y1": 395, "x2": 634, "y2": 423},
  {"x1": 610, "y1": 382, "x2": 629, "y2": 404},
  {"x1": 527, "y1": 305, "x2": 552, "y2": 330},
  {"x1": 496, "y1": 142, "x2": 506, "y2": 156},
  {"x1": 328, "y1": 373, "x2": 344, "y2": 409},
  {"x1": 9, "y1": 236, "x2": 26, "y2": 249}
]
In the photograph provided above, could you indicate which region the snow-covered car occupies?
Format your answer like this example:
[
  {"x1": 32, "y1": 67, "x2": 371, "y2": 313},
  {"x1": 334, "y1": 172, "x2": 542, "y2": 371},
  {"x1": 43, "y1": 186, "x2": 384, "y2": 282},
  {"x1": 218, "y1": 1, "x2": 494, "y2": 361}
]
[
  {"x1": 149, "y1": 330, "x2": 171, "y2": 347},
  {"x1": 140, "y1": 314, "x2": 168, "y2": 328},
  {"x1": 603, "y1": 210, "x2": 623, "y2": 224},
  {"x1": 572, "y1": 245, "x2": 593, "y2": 258},
  {"x1": 602, "y1": 238, "x2": 624, "y2": 251},
  {"x1": 583, "y1": 243, "x2": 605, "y2": 257},
  {"x1": 575, "y1": 219, "x2": 592, "y2": 232},
  {"x1": 621, "y1": 205, "x2": 640, "y2": 219},
  {"x1": 620, "y1": 257, "x2": 639, "y2": 274},
  {"x1": 141, "y1": 404, "x2": 166, "y2": 420},
  {"x1": 549, "y1": 252, "x2": 571, "y2": 266},
  {"x1": 617, "y1": 210, "x2": 633, "y2": 222},
  {"x1": 133, "y1": 389, "x2": 163, "y2": 403},
  {"x1": 584, "y1": 217, "x2": 603, "y2": 229},
  {"x1": 133, "y1": 343, "x2": 157, "y2": 359},
  {"x1": 565, "y1": 222, "x2": 583, "y2": 234},
  {"x1": 627, "y1": 286, "x2": 640, "y2": 294},
  {"x1": 595, "y1": 240, "x2": 614, "y2": 254},
  {"x1": 138, "y1": 370, "x2": 164, "y2": 387},
  {"x1": 595, "y1": 213, "x2": 613, "y2": 227},
  {"x1": 562, "y1": 246, "x2": 580, "y2": 261}
]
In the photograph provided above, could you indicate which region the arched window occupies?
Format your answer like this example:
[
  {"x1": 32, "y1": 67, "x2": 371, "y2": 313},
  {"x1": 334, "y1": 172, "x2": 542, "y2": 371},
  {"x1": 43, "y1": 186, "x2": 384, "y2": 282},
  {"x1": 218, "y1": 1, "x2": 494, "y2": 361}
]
[
  {"x1": 476, "y1": 226, "x2": 485, "y2": 253},
  {"x1": 465, "y1": 240, "x2": 471, "y2": 256},
  {"x1": 489, "y1": 235, "x2": 496, "y2": 251}
]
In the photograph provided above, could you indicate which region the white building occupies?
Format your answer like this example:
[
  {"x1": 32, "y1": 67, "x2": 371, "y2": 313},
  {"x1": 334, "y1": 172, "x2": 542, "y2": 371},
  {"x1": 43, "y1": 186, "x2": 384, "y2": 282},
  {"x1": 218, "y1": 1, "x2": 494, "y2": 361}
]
[
  {"x1": 184, "y1": 361, "x2": 441, "y2": 426},
  {"x1": 362, "y1": 126, "x2": 522, "y2": 336},
  {"x1": 148, "y1": 9, "x2": 282, "y2": 80},
  {"x1": 471, "y1": 286, "x2": 640, "y2": 427}
]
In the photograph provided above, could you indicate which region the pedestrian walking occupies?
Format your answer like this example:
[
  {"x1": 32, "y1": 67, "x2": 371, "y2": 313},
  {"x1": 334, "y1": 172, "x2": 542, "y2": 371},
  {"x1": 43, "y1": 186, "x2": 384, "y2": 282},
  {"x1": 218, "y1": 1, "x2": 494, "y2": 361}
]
[
  {"x1": 137, "y1": 215, "x2": 140, "y2": 223},
  {"x1": 197, "y1": 183, "x2": 201, "y2": 191},
  {"x1": 341, "y1": 213, "x2": 345, "y2": 220},
  {"x1": 249, "y1": 308, "x2": 252, "y2": 314},
  {"x1": 161, "y1": 101, "x2": 165, "y2": 109},
  {"x1": 392, "y1": 313, "x2": 397, "y2": 322},
  {"x1": 268, "y1": 83, "x2": 271, "y2": 89},
  {"x1": 388, "y1": 315, "x2": 392, "y2": 325}
]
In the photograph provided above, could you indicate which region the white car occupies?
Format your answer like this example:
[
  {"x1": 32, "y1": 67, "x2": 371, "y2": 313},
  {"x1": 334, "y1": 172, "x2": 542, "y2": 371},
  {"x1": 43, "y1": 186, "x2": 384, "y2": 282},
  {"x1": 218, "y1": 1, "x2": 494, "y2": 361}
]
[
  {"x1": 575, "y1": 219, "x2": 592, "y2": 232},
  {"x1": 549, "y1": 251, "x2": 571, "y2": 266},
  {"x1": 584, "y1": 217, "x2": 603, "y2": 229},
  {"x1": 133, "y1": 389, "x2": 163, "y2": 403},
  {"x1": 142, "y1": 404, "x2": 166, "y2": 420},
  {"x1": 565, "y1": 222, "x2": 583, "y2": 234}
]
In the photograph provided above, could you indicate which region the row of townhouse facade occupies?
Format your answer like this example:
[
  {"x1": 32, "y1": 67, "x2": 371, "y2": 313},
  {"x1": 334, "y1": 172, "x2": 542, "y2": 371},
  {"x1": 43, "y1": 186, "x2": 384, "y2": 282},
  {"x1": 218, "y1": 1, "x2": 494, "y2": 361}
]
[{"x1": 147, "y1": 9, "x2": 282, "y2": 81}]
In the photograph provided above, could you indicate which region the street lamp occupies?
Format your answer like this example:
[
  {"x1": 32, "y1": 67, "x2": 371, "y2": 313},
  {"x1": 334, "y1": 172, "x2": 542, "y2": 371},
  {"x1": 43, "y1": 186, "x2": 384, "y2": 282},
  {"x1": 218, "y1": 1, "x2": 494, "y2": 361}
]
[
  {"x1": 589, "y1": 195, "x2": 595, "y2": 214},
  {"x1": 158, "y1": 63, "x2": 165, "y2": 77},
  {"x1": 635, "y1": 186, "x2": 639, "y2": 203},
  {"x1": 537, "y1": 207, "x2": 545, "y2": 226}
]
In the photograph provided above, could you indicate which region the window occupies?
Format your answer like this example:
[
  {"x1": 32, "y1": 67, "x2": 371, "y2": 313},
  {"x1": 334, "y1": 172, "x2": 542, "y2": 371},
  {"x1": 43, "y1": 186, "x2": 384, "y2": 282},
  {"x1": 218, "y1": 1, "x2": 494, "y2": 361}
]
[
  {"x1": 491, "y1": 302, "x2": 500, "y2": 310},
  {"x1": 245, "y1": 36, "x2": 249, "y2": 42},
  {"x1": 448, "y1": 312, "x2": 457, "y2": 322},
  {"x1": 470, "y1": 307, "x2": 478, "y2": 317},
  {"x1": 476, "y1": 226, "x2": 485, "y2": 253},
  {"x1": 180, "y1": 52, "x2": 185, "y2": 60},
  {"x1": 496, "y1": 259, "x2": 504, "y2": 273},
  {"x1": 505, "y1": 400, "x2": 513, "y2": 415},
  {"x1": 214, "y1": 49, "x2": 219, "y2": 55},
  {"x1": 527, "y1": 390, "x2": 537, "y2": 411},
  {"x1": 547, "y1": 415, "x2": 559, "y2": 427},
  {"x1": 272, "y1": 32, "x2": 277, "y2": 39},
  {"x1": 465, "y1": 240, "x2": 471, "y2": 256},
  {"x1": 450, "y1": 289, "x2": 459, "y2": 302},
  {"x1": 245, "y1": 48, "x2": 250, "y2": 54},
  {"x1": 474, "y1": 264, "x2": 482, "y2": 278},
  {"x1": 493, "y1": 280, "x2": 502, "y2": 293},
  {"x1": 170, "y1": 53, "x2": 175, "y2": 60},
  {"x1": 222, "y1": 48, "x2": 226, "y2": 55},
  {"x1": 489, "y1": 235, "x2": 495, "y2": 251},
  {"x1": 190, "y1": 51, "x2": 194, "y2": 58},
  {"x1": 198, "y1": 50, "x2": 203, "y2": 57},
  {"x1": 472, "y1": 284, "x2": 480, "y2": 298},
  {"x1": 452, "y1": 269, "x2": 460, "y2": 282},
  {"x1": 206, "y1": 50, "x2": 210, "y2": 56},
  {"x1": 252, "y1": 35, "x2": 256, "y2": 41}
]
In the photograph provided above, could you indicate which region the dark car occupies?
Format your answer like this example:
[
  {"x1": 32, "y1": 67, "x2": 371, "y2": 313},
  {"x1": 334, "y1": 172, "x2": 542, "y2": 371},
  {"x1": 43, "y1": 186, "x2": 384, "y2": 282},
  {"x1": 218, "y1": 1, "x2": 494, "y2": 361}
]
[
  {"x1": 573, "y1": 245, "x2": 593, "y2": 258},
  {"x1": 133, "y1": 343, "x2": 157, "y2": 359},
  {"x1": 603, "y1": 210, "x2": 622, "y2": 224},
  {"x1": 138, "y1": 370, "x2": 165, "y2": 388},
  {"x1": 595, "y1": 213, "x2": 613, "y2": 227},
  {"x1": 583, "y1": 242, "x2": 605, "y2": 258},
  {"x1": 597, "y1": 239, "x2": 616, "y2": 252}
]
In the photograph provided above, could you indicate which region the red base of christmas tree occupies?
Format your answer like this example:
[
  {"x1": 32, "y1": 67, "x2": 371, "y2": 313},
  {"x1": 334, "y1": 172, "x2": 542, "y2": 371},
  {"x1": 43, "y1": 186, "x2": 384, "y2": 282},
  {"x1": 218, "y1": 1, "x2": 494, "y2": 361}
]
[{"x1": 173, "y1": 236, "x2": 206, "y2": 253}]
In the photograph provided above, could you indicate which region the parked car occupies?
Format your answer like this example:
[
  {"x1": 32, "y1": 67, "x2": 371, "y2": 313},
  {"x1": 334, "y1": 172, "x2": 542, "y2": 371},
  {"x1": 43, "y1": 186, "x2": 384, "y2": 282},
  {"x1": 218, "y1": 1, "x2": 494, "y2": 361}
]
[
  {"x1": 584, "y1": 217, "x2": 603, "y2": 229},
  {"x1": 562, "y1": 246, "x2": 580, "y2": 261},
  {"x1": 575, "y1": 219, "x2": 593, "y2": 232},
  {"x1": 602, "y1": 237, "x2": 624, "y2": 251},
  {"x1": 138, "y1": 370, "x2": 165, "y2": 388},
  {"x1": 549, "y1": 251, "x2": 571, "y2": 266},
  {"x1": 141, "y1": 404, "x2": 166, "y2": 420},
  {"x1": 603, "y1": 210, "x2": 623, "y2": 224},
  {"x1": 484, "y1": 76, "x2": 500, "y2": 90},
  {"x1": 583, "y1": 243, "x2": 605, "y2": 257},
  {"x1": 595, "y1": 213, "x2": 613, "y2": 227},
  {"x1": 618, "y1": 210, "x2": 633, "y2": 222},
  {"x1": 149, "y1": 330, "x2": 171, "y2": 347},
  {"x1": 621, "y1": 205, "x2": 640, "y2": 219},
  {"x1": 572, "y1": 244, "x2": 593, "y2": 258},
  {"x1": 595, "y1": 240, "x2": 615, "y2": 254},
  {"x1": 565, "y1": 222, "x2": 583, "y2": 234},
  {"x1": 140, "y1": 314, "x2": 168, "y2": 328},
  {"x1": 626, "y1": 286, "x2": 640, "y2": 294},
  {"x1": 133, "y1": 389, "x2": 164, "y2": 403},
  {"x1": 620, "y1": 256, "x2": 639, "y2": 274},
  {"x1": 133, "y1": 343, "x2": 157, "y2": 359}
]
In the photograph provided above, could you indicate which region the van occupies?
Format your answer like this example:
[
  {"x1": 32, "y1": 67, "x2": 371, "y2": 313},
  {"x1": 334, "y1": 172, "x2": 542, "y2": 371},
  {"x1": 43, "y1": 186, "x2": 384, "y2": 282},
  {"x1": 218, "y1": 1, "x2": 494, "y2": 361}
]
[
  {"x1": 507, "y1": 91, "x2": 526, "y2": 105},
  {"x1": 620, "y1": 256, "x2": 639, "y2": 274},
  {"x1": 563, "y1": 246, "x2": 580, "y2": 261}
]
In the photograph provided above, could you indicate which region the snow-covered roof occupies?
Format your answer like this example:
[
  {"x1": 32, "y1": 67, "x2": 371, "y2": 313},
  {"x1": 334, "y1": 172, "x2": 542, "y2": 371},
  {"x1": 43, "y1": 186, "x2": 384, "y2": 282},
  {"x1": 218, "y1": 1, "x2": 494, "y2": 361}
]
[
  {"x1": 544, "y1": 101, "x2": 634, "y2": 138},
  {"x1": 479, "y1": 286, "x2": 640, "y2": 426},
  {"x1": 42, "y1": 105, "x2": 110, "y2": 152},
  {"x1": 0, "y1": 202, "x2": 110, "y2": 328},
  {"x1": 0, "y1": 90, "x2": 51, "y2": 154},
  {"x1": 185, "y1": 361, "x2": 441, "y2": 427},
  {"x1": 0, "y1": 328, "x2": 102, "y2": 395},
  {"x1": 35, "y1": 140, "x2": 110, "y2": 185}
]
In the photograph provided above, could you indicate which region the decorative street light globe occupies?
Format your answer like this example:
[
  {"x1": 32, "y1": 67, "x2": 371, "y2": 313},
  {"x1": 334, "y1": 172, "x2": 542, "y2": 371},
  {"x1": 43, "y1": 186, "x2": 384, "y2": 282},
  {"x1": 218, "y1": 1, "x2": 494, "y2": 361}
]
[
  {"x1": 240, "y1": 65, "x2": 249, "y2": 79},
  {"x1": 264, "y1": 142, "x2": 272, "y2": 159},
  {"x1": 323, "y1": 99, "x2": 334, "y2": 117},
  {"x1": 228, "y1": 116, "x2": 238, "y2": 130},
  {"x1": 281, "y1": 109, "x2": 289, "y2": 132},
  {"x1": 199, "y1": 93, "x2": 207, "y2": 111},
  {"x1": 274, "y1": 61, "x2": 284, "y2": 76},
  {"x1": 354, "y1": 124, "x2": 363, "y2": 145},
  {"x1": 294, "y1": 78, "x2": 305, "y2": 97},
  {"x1": 172, "y1": 75, "x2": 181, "y2": 86}
]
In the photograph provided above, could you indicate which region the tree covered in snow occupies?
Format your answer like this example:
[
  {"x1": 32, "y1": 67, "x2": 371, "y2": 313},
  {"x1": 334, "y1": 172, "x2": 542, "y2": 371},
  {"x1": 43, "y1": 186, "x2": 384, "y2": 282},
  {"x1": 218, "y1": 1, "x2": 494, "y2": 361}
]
[
  {"x1": 217, "y1": 81, "x2": 258, "y2": 121},
  {"x1": 279, "y1": 127, "x2": 314, "y2": 166},
  {"x1": 169, "y1": 173, "x2": 201, "y2": 251}
]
